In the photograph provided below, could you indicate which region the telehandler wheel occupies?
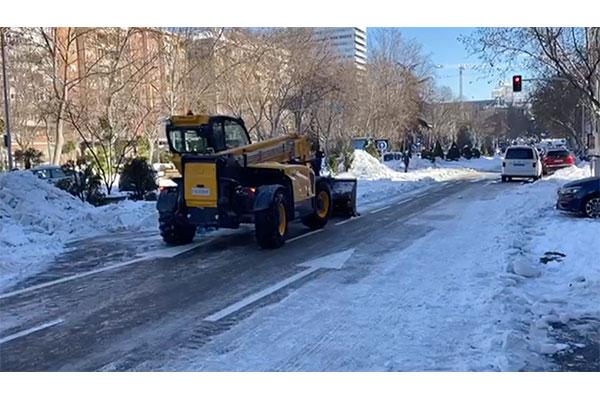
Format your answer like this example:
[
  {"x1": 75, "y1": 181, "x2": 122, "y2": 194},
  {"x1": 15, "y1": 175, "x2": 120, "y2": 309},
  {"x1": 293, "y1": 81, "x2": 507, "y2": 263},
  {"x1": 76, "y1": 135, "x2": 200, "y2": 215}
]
[
  {"x1": 301, "y1": 182, "x2": 331, "y2": 230},
  {"x1": 159, "y1": 210, "x2": 196, "y2": 245},
  {"x1": 255, "y1": 190, "x2": 288, "y2": 249}
]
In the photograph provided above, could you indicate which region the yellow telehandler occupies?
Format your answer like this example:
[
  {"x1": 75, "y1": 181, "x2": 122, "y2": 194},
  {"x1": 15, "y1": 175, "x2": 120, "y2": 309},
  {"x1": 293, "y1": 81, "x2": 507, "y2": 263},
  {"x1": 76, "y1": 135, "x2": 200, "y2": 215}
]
[{"x1": 157, "y1": 114, "x2": 357, "y2": 249}]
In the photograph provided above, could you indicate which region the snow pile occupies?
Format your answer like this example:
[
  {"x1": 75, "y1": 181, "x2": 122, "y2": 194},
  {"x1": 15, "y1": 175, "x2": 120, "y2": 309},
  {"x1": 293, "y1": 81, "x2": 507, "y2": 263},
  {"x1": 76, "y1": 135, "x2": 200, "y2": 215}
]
[
  {"x1": 338, "y1": 150, "x2": 483, "y2": 211},
  {"x1": 548, "y1": 163, "x2": 591, "y2": 181},
  {"x1": 0, "y1": 171, "x2": 157, "y2": 290},
  {"x1": 436, "y1": 156, "x2": 503, "y2": 173},
  {"x1": 344, "y1": 150, "x2": 501, "y2": 182}
]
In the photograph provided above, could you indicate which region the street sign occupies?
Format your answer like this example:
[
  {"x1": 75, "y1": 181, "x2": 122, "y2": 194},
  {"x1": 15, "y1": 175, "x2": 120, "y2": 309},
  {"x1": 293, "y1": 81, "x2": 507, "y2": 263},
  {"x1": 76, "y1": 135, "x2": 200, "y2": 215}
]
[{"x1": 376, "y1": 140, "x2": 389, "y2": 152}]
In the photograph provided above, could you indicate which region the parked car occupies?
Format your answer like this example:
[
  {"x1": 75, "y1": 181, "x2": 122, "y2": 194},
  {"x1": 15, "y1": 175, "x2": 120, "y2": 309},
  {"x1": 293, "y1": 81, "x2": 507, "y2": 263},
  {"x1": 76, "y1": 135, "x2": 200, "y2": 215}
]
[
  {"x1": 31, "y1": 165, "x2": 74, "y2": 185},
  {"x1": 501, "y1": 145, "x2": 543, "y2": 182},
  {"x1": 556, "y1": 177, "x2": 600, "y2": 218},
  {"x1": 542, "y1": 148, "x2": 576, "y2": 175}
]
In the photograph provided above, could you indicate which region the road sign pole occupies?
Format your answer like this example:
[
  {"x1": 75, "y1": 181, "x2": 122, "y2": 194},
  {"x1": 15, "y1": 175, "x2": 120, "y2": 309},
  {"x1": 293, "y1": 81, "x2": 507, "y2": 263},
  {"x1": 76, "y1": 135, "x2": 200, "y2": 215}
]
[{"x1": 1, "y1": 29, "x2": 13, "y2": 171}]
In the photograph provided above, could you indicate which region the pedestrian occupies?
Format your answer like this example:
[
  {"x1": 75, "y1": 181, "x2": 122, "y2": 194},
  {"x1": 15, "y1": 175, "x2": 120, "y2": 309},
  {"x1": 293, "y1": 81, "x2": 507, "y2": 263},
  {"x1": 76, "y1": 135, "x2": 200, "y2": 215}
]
[{"x1": 403, "y1": 151, "x2": 410, "y2": 173}]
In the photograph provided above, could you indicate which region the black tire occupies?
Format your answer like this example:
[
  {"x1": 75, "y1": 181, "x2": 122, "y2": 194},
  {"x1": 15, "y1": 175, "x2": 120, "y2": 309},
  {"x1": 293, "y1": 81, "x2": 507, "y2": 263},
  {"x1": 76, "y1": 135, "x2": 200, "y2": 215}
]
[
  {"x1": 583, "y1": 195, "x2": 600, "y2": 219},
  {"x1": 301, "y1": 182, "x2": 332, "y2": 230},
  {"x1": 159, "y1": 210, "x2": 196, "y2": 245},
  {"x1": 255, "y1": 190, "x2": 288, "y2": 249}
]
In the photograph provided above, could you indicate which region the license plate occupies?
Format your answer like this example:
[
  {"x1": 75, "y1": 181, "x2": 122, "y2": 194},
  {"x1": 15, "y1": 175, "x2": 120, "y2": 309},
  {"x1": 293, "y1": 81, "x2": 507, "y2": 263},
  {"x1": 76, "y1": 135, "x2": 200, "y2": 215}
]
[
  {"x1": 192, "y1": 187, "x2": 210, "y2": 196},
  {"x1": 513, "y1": 163, "x2": 525, "y2": 167}
]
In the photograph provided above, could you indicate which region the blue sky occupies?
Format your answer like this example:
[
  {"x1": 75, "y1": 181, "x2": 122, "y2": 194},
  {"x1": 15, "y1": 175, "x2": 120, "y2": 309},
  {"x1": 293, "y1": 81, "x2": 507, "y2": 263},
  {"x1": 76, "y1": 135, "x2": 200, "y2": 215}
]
[{"x1": 368, "y1": 28, "x2": 520, "y2": 100}]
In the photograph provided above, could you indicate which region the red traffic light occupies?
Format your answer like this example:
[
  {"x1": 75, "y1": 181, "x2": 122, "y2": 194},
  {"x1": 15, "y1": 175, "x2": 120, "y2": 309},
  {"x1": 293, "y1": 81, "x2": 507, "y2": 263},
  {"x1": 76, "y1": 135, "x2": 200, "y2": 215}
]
[{"x1": 512, "y1": 75, "x2": 522, "y2": 92}]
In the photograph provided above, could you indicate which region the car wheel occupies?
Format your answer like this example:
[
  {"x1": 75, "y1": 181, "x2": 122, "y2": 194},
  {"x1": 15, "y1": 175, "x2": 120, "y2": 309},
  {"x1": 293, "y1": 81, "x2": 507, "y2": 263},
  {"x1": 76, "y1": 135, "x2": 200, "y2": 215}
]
[{"x1": 583, "y1": 196, "x2": 600, "y2": 219}]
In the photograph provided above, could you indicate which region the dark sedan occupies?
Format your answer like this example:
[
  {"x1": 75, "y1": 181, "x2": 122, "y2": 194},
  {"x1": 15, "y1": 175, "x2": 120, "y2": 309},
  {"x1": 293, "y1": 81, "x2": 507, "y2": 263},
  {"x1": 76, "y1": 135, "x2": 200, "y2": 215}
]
[{"x1": 556, "y1": 176, "x2": 600, "y2": 218}]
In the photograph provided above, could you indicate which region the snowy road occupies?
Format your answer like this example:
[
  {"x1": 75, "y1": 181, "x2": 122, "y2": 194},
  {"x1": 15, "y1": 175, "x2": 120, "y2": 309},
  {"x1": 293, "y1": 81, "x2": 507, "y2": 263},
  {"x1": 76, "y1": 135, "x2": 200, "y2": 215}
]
[
  {"x1": 0, "y1": 173, "x2": 597, "y2": 371},
  {"x1": 0, "y1": 177, "x2": 478, "y2": 371}
]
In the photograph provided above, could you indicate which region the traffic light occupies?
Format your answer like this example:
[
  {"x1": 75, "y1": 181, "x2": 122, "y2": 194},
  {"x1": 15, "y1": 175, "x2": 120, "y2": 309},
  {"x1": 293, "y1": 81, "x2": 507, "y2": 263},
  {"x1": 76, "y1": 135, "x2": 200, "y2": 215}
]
[{"x1": 512, "y1": 75, "x2": 522, "y2": 92}]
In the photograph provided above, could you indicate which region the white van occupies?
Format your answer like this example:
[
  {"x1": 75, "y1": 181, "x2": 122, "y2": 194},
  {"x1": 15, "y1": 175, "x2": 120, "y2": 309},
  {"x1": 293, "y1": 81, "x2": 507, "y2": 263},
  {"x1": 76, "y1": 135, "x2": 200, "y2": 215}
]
[{"x1": 501, "y1": 145, "x2": 543, "y2": 182}]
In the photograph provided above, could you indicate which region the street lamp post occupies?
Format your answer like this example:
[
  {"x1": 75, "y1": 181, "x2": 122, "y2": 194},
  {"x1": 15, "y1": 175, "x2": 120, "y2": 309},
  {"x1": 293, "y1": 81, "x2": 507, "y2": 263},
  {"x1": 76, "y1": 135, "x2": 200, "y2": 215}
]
[{"x1": 1, "y1": 28, "x2": 13, "y2": 171}]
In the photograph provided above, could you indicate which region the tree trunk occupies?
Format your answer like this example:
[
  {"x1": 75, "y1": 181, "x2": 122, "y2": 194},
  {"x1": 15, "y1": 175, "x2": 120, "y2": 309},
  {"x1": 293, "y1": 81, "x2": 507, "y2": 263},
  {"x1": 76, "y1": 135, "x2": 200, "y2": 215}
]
[
  {"x1": 52, "y1": 104, "x2": 65, "y2": 165},
  {"x1": 44, "y1": 121, "x2": 52, "y2": 160},
  {"x1": 148, "y1": 139, "x2": 155, "y2": 164}
]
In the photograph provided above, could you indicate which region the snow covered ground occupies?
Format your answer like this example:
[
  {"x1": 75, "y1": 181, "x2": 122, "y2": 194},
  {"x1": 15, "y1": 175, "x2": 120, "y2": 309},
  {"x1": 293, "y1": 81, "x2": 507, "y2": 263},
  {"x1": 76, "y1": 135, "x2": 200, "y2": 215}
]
[
  {"x1": 0, "y1": 171, "x2": 158, "y2": 290},
  {"x1": 339, "y1": 150, "x2": 502, "y2": 211},
  {"x1": 145, "y1": 163, "x2": 597, "y2": 371},
  {"x1": 0, "y1": 152, "x2": 502, "y2": 291}
]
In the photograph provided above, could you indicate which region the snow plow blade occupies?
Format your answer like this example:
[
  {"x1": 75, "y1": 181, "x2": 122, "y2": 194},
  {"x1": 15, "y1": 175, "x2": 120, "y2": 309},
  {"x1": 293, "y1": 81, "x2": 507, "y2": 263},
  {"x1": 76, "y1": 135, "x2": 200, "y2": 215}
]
[{"x1": 326, "y1": 177, "x2": 358, "y2": 217}]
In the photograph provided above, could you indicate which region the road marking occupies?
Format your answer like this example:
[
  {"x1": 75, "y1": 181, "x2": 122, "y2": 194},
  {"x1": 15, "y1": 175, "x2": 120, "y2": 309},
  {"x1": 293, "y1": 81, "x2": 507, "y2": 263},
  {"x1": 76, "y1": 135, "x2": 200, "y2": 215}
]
[
  {"x1": 0, "y1": 257, "x2": 150, "y2": 300},
  {"x1": 0, "y1": 242, "x2": 207, "y2": 300},
  {"x1": 0, "y1": 319, "x2": 64, "y2": 344},
  {"x1": 370, "y1": 205, "x2": 391, "y2": 214},
  {"x1": 397, "y1": 199, "x2": 412, "y2": 205},
  {"x1": 287, "y1": 229, "x2": 324, "y2": 243},
  {"x1": 204, "y1": 266, "x2": 320, "y2": 322},
  {"x1": 205, "y1": 248, "x2": 355, "y2": 322},
  {"x1": 297, "y1": 248, "x2": 355, "y2": 270},
  {"x1": 335, "y1": 216, "x2": 362, "y2": 226}
]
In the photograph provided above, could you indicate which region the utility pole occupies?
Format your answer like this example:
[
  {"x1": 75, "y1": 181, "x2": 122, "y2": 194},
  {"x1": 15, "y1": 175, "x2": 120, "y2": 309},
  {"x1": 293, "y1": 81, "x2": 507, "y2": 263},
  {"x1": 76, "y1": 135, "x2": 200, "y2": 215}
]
[
  {"x1": 1, "y1": 28, "x2": 13, "y2": 170},
  {"x1": 458, "y1": 65, "x2": 464, "y2": 102}
]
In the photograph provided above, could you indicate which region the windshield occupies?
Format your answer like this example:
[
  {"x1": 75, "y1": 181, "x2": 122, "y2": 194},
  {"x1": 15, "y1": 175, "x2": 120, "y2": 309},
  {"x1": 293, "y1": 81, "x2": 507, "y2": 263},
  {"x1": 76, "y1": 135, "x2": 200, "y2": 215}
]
[
  {"x1": 546, "y1": 150, "x2": 570, "y2": 158},
  {"x1": 167, "y1": 126, "x2": 212, "y2": 154},
  {"x1": 505, "y1": 148, "x2": 534, "y2": 159}
]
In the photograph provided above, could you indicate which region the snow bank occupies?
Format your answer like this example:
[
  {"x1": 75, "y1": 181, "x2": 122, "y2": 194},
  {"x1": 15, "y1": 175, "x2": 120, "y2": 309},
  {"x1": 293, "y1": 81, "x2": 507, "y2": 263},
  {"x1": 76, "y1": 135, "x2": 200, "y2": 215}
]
[
  {"x1": 338, "y1": 150, "x2": 483, "y2": 211},
  {"x1": 344, "y1": 150, "x2": 400, "y2": 180},
  {"x1": 466, "y1": 162, "x2": 597, "y2": 369},
  {"x1": 0, "y1": 171, "x2": 157, "y2": 290},
  {"x1": 547, "y1": 163, "x2": 592, "y2": 181},
  {"x1": 436, "y1": 156, "x2": 502, "y2": 173}
]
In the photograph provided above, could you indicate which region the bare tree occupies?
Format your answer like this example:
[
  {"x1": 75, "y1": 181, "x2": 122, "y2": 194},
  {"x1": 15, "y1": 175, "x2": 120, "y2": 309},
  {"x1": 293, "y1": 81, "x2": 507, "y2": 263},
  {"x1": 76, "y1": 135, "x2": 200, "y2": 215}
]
[
  {"x1": 66, "y1": 28, "x2": 158, "y2": 194},
  {"x1": 463, "y1": 28, "x2": 600, "y2": 114},
  {"x1": 359, "y1": 29, "x2": 432, "y2": 146},
  {"x1": 425, "y1": 86, "x2": 461, "y2": 146},
  {"x1": 531, "y1": 78, "x2": 586, "y2": 151},
  {"x1": 36, "y1": 27, "x2": 105, "y2": 164}
]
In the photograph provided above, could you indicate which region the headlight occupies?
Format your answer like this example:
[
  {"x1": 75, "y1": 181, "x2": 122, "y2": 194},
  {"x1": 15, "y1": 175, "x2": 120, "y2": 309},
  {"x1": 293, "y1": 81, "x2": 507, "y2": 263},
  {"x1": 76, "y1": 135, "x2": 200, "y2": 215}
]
[{"x1": 559, "y1": 186, "x2": 581, "y2": 195}]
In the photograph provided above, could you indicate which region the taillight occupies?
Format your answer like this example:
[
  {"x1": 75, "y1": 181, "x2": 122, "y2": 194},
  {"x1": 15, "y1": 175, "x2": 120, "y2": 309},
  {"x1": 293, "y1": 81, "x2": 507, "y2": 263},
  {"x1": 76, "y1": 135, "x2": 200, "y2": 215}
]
[
  {"x1": 532, "y1": 162, "x2": 536, "y2": 167},
  {"x1": 502, "y1": 161, "x2": 506, "y2": 167},
  {"x1": 566, "y1": 155, "x2": 575, "y2": 164},
  {"x1": 244, "y1": 187, "x2": 256, "y2": 198}
]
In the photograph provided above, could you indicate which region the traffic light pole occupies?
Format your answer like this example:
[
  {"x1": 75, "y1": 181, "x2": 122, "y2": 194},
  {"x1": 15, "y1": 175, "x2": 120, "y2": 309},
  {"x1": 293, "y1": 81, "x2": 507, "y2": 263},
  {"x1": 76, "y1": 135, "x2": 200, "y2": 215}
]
[{"x1": 1, "y1": 29, "x2": 13, "y2": 171}]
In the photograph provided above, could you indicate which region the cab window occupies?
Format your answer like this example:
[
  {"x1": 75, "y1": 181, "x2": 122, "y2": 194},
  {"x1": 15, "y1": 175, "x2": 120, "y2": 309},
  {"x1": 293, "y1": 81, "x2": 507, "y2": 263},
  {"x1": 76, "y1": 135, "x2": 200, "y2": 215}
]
[
  {"x1": 168, "y1": 127, "x2": 211, "y2": 153},
  {"x1": 223, "y1": 120, "x2": 250, "y2": 149}
]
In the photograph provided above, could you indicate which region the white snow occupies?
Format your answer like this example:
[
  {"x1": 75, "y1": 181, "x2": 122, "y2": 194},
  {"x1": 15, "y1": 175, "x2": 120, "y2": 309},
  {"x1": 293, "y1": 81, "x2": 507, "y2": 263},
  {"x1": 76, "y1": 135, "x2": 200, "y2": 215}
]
[
  {"x1": 338, "y1": 150, "x2": 501, "y2": 211},
  {"x1": 145, "y1": 162, "x2": 597, "y2": 372},
  {"x1": 0, "y1": 171, "x2": 157, "y2": 290}
]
